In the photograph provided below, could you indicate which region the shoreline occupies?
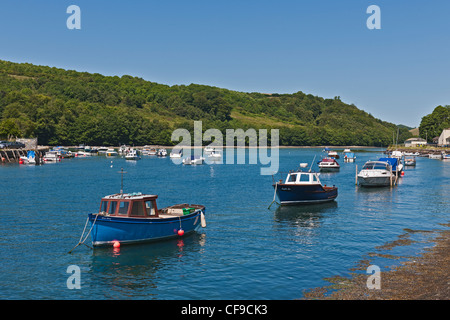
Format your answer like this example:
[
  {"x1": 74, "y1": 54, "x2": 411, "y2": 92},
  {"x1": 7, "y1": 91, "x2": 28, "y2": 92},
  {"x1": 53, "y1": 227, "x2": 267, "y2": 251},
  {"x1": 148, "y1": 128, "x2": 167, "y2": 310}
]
[
  {"x1": 302, "y1": 224, "x2": 450, "y2": 300},
  {"x1": 62, "y1": 145, "x2": 385, "y2": 149}
]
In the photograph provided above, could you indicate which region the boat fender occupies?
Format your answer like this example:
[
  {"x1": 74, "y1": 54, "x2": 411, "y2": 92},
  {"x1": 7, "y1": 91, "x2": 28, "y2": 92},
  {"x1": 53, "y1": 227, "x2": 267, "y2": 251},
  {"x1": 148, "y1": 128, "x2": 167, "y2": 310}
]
[{"x1": 201, "y1": 212, "x2": 206, "y2": 228}]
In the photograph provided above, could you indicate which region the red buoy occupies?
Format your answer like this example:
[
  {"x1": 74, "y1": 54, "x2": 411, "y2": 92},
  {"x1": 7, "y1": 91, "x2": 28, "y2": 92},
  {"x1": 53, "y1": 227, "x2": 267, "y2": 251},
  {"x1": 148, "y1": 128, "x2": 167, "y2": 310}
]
[
  {"x1": 178, "y1": 229, "x2": 185, "y2": 236},
  {"x1": 113, "y1": 241, "x2": 121, "y2": 248}
]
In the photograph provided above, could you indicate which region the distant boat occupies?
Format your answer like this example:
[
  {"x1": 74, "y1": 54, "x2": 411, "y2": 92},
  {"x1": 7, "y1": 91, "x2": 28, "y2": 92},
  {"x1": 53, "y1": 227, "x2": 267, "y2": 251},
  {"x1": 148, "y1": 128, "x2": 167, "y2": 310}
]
[
  {"x1": 20, "y1": 150, "x2": 36, "y2": 164},
  {"x1": 327, "y1": 150, "x2": 339, "y2": 159},
  {"x1": 429, "y1": 153, "x2": 442, "y2": 159},
  {"x1": 404, "y1": 156, "x2": 416, "y2": 166},
  {"x1": 106, "y1": 149, "x2": 118, "y2": 156},
  {"x1": 43, "y1": 151, "x2": 61, "y2": 162},
  {"x1": 182, "y1": 155, "x2": 204, "y2": 165},
  {"x1": 125, "y1": 149, "x2": 141, "y2": 160},
  {"x1": 148, "y1": 147, "x2": 157, "y2": 155},
  {"x1": 357, "y1": 160, "x2": 395, "y2": 187},
  {"x1": 443, "y1": 153, "x2": 450, "y2": 160},
  {"x1": 75, "y1": 151, "x2": 92, "y2": 157},
  {"x1": 272, "y1": 165, "x2": 338, "y2": 205},
  {"x1": 157, "y1": 148, "x2": 168, "y2": 157},
  {"x1": 204, "y1": 146, "x2": 215, "y2": 153},
  {"x1": 207, "y1": 150, "x2": 222, "y2": 160},
  {"x1": 343, "y1": 152, "x2": 356, "y2": 163},
  {"x1": 170, "y1": 149, "x2": 183, "y2": 158},
  {"x1": 318, "y1": 157, "x2": 340, "y2": 171}
]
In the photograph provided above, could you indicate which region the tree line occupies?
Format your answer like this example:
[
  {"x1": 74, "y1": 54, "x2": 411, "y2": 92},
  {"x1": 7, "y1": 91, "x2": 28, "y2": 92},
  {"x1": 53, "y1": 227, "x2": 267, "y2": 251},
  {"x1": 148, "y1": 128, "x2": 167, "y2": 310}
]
[{"x1": 0, "y1": 59, "x2": 410, "y2": 146}]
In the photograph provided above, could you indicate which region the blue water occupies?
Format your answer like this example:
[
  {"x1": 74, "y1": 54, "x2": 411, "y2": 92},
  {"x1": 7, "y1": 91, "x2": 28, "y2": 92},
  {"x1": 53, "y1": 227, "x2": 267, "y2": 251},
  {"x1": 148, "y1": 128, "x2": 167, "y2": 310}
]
[{"x1": 0, "y1": 148, "x2": 449, "y2": 299}]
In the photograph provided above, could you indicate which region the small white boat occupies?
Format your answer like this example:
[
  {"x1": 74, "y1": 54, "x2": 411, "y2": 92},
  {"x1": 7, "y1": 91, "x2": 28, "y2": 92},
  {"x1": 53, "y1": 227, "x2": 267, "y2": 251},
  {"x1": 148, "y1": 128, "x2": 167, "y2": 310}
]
[
  {"x1": 106, "y1": 149, "x2": 118, "y2": 156},
  {"x1": 141, "y1": 146, "x2": 151, "y2": 155},
  {"x1": 318, "y1": 157, "x2": 340, "y2": 171},
  {"x1": 75, "y1": 151, "x2": 92, "y2": 157},
  {"x1": 429, "y1": 153, "x2": 442, "y2": 159},
  {"x1": 157, "y1": 148, "x2": 168, "y2": 157},
  {"x1": 404, "y1": 156, "x2": 416, "y2": 166},
  {"x1": 204, "y1": 146, "x2": 215, "y2": 153},
  {"x1": 125, "y1": 149, "x2": 141, "y2": 160},
  {"x1": 43, "y1": 151, "x2": 61, "y2": 162},
  {"x1": 443, "y1": 153, "x2": 450, "y2": 160},
  {"x1": 97, "y1": 147, "x2": 109, "y2": 154},
  {"x1": 357, "y1": 161, "x2": 395, "y2": 187},
  {"x1": 118, "y1": 145, "x2": 129, "y2": 154},
  {"x1": 207, "y1": 150, "x2": 222, "y2": 159},
  {"x1": 327, "y1": 151, "x2": 339, "y2": 159},
  {"x1": 170, "y1": 149, "x2": 183, "y2": 158},
  {"x1": 148, "y1": 148, "x2": 157, "y2": 155},
  {"x1": 182, "y1": 155, "x2": 205, "y2": 165}
]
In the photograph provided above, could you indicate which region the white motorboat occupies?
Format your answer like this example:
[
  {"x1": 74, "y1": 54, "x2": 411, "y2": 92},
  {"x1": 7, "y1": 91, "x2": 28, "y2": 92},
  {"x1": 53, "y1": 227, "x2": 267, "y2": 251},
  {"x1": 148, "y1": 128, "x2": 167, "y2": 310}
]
[
  {"x1": 125, "y1": 149, "x2": 141, "y2": 160},
  {"x1": 43, "y1": 151, "x2": 61, "y2": 162},
  {"x1": 19, "y1": 151, "x2": 36, "y2": 164},
  {"x1": 75, "y1": 151, "x2": 92, "y2": 157},
  {"x1": 429, "y1": 153, "x2": 442, "y2": 159},
  {"x1": 343, "y1": 152, "x2": 356, "y2": 163},
  {"x1": 318, "y1": 157, "x2": 340, "y2": 171},
  {"x1": 357, "y1": 160, "x2": 395, "y2": 187},
  {"x1": 404, "y1": 156, "x2": 416, "y2": 166},
  {"x1": 157, "y1": 148, "x2": 168, "y2": 157},
  {"x1": 207, "y1": 150, "x2": 222, "y2": 159},
  {"x1": 106, "y1": 148, "x2": 118, "y2": 156},
  {"x1": 170, "y1": 149, "x2": 183, "y2": 158},
  {"x1": 182, "y1": 155, "x2": 205, "y2": 165},
  {"x1": 204, "y1": 146, "x2": 215, "y2": 153}
]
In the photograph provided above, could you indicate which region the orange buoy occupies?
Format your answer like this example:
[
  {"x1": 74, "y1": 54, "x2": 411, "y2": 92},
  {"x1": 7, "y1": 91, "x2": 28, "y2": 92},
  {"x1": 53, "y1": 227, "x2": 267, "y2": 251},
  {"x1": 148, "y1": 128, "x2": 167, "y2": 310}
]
[{"x1": 113, "y1": 241, "x2": 121, "y2": 248}]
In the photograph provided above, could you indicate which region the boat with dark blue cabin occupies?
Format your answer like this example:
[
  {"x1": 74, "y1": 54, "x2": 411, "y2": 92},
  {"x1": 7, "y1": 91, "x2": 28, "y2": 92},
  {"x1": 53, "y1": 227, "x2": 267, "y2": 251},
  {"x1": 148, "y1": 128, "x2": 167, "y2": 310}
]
[
  {"x1": 88, "y1": 192, "x2": 206, "y2": 247},
  {"x1": 272, "y1": 164, "x2": 338, "y2": 205}
]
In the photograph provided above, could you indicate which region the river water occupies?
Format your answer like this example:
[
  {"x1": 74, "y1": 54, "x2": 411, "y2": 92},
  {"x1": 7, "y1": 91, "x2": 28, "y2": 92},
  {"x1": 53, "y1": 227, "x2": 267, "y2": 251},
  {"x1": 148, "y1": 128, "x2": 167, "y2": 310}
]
[{"x1": 0, "y1": 148, "x2": 448, "y2": 299}]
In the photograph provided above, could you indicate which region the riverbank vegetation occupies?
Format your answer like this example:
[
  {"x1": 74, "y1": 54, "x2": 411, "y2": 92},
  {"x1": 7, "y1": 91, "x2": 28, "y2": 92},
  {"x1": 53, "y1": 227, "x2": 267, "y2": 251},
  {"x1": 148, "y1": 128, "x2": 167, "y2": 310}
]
[{"x1": 0, "y1": 60, "x2": 412, "y2": 146}]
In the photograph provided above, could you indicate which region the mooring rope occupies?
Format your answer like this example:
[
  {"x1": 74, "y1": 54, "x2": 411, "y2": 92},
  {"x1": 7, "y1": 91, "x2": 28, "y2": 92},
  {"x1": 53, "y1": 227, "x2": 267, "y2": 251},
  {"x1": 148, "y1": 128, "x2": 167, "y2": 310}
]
[{"x1": 68, "y1": 214, "x2": 99, "y2": 254}]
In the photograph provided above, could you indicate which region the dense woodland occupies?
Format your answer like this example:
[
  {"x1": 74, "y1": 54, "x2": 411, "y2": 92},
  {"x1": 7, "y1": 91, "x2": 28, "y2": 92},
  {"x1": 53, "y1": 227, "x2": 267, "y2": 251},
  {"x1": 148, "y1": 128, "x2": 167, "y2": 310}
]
[
  {"x1": 0, "y1": 60, "x2": 412, "y2": 146},
  {"x1": 419, "y1": 105, "x2": 450, "y2": 141}
]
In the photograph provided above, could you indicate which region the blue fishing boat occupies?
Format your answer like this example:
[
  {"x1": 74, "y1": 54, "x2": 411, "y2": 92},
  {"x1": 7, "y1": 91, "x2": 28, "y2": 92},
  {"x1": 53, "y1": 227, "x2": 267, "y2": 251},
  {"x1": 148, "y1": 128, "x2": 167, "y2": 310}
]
[
  {"x1": 87, "y1": 193, "x2": 206, "y2": 247},
  {"x1": 271, "y1": 164, "x2": 338, "y2": 205}
]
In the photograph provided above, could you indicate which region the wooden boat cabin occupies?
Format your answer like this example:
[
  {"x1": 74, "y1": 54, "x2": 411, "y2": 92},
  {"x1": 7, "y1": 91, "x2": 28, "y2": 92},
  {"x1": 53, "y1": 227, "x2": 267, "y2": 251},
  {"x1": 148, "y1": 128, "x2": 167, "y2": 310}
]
[{"x1": 99, "y1": 193, "x2": 159, "y2": 218}]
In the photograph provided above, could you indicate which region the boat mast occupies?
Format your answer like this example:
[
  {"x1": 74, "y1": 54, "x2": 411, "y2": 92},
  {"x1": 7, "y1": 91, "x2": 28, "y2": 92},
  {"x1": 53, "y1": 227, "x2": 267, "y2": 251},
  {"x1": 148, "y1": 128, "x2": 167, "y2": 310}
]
[{"x1": 119, "y1": 168, "x2": 127, "y2": 194}]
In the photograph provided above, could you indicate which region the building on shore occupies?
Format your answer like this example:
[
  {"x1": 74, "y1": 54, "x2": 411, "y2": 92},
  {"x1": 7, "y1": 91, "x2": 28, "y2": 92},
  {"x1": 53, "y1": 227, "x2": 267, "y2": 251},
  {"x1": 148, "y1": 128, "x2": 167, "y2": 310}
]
[
  {"x1": 437, "y1": 128, "x2": 450, "y2": 147},
  {"x1": 404, "y1": 137, "x2": 427, "y2": 147}
]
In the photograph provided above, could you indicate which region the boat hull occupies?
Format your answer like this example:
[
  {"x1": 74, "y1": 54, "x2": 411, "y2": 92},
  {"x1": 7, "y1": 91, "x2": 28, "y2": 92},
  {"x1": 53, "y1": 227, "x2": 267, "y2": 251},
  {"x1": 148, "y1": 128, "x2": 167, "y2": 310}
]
[
  {"x1": 88, "y1": 209, "x2": 205, "y2": 246},
  {"x1": 274, "y1": 184, "x2": 337, "y2": 205},
  {"x1": 357, "y1": 175, "x2": 391, "y2": 187}
]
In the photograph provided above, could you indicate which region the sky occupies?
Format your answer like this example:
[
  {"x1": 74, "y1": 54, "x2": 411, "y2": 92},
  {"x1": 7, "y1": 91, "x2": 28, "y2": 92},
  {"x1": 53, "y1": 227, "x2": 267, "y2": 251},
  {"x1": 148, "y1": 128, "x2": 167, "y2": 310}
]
[{"x1": 0, "y1": 0, "x2": 449, "y2": 127}]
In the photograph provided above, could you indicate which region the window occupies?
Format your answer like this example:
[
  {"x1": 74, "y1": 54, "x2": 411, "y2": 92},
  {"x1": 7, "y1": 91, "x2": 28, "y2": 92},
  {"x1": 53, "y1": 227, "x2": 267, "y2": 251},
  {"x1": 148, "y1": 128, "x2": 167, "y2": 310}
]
[
  {"x1": 118, "y1": 201, "x2": 129, "y2": 215},
  {"x1": 145, "y1": 201, "x2": 156, "y2": 216},
  {"x1": 288, "y1": 174, "x2": 297, "y2": 182},
  {"x1": 312, "y1": 175, "x2": 318, "y2": 182},
  {"x1": 131, "y1": 202, "x2": 145, "y2": 216},
  {"x1": 108, "y1": 201, "x2": 117, "y2": 215},
  {"x1": 100, "y1": 201, "x2": 108, "y2": 213},
  {"x1": 299, "y1": 174, "x2": 310, "y2": 182}
]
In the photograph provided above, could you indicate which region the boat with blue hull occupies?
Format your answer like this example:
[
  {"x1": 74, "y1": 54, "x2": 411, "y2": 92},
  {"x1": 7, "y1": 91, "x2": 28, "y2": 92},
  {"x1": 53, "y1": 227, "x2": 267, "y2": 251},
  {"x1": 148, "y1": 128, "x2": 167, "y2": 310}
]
[
  {"x1": 88, "y1": 193, "x2": 206, "y2": 247},
  {"x1": 272, "y1": 164, "x2": 338, "y2": 205}
]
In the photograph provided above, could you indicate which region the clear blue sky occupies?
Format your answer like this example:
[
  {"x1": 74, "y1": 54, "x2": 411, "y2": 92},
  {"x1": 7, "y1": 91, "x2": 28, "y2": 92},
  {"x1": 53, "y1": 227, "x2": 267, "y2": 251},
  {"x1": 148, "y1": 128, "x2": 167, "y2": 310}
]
[{"x1": 1, "y1": 0, "x2": 449, "y2": 127}]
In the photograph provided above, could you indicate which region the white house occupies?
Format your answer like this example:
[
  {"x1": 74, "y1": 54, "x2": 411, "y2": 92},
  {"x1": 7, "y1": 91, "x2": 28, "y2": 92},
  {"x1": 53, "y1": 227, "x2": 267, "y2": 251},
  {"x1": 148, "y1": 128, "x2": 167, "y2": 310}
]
[
  {"x1": 404, "y1": 137, "x2": 427, "y2": 147},
  {"x1": 438, "y1": 128, "x2": 450, "y2": 146}
]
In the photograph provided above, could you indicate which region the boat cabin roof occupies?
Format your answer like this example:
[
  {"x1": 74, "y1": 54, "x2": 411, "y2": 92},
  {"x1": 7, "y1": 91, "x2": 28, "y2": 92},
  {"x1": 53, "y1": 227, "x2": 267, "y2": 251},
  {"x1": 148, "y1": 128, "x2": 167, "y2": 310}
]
[
  {"x1": 362, "y1": 161, "x2": 390, "y2": 170},
  {"x1": 284, "y1": 171, "x2": 321, "y2": 185},
  {"x1": 99, "y1": 193, "x2": 159, "y2": 218}
]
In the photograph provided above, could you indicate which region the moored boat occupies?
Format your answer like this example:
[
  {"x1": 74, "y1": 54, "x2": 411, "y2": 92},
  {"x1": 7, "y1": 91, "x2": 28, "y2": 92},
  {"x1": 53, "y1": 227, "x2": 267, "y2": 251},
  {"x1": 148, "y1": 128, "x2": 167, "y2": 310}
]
[
  {"x1": 343, "y1": 152, "x2": 356, "y2": 162},
  {"x1": 170, "y1": 149, "x2": 183, "y2": 158},
  {"x1": 272, "y1": 165, "x2": 338, "y2": 205},
  {"x1": 106, "y1": 148, "x2": 118, "y2": 156},
  {"x1": 157, "y1": 148, "x2": 168, "y2": 157},
  {"x1": 318, "y1": 157, "x2": 340, "y2": 171},
  {"x1": 357, "y1": 160, "x2": 395, "y2": 187},
  {"x1": 125, "y1": 149, "x2": 141, "y2": 160},
  {"x1": 43, "y1": 151, "x2": 61, "y2": 162},
  {"x1": 87, "y1": 192, "x2": 206, "y2": 246},
  {"x1": 404, "y1": 156, "x2": 416, "y2": 166},
  {"x1": 182, "y1": 155, "x2": 205, "y2": 165}
]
